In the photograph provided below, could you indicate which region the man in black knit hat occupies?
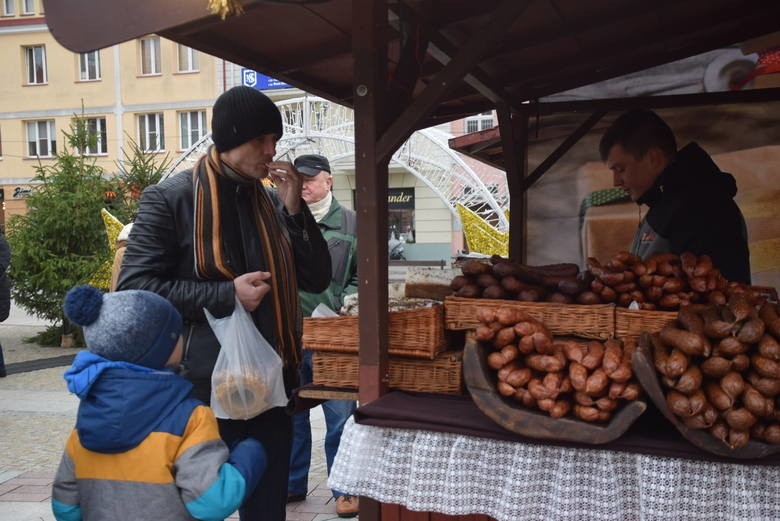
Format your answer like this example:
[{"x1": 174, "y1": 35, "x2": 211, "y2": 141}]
[{"x1": 117, "y1": 85, "x2": 331, "y2": 521}]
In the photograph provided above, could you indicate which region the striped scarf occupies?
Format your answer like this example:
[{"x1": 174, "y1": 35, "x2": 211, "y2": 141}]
[{"x1": 193, "y1": 146, "x2": 299, "y2": 367}]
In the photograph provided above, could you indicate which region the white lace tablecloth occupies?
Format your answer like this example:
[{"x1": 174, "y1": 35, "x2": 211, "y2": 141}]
[{"x1": 329, "y1": 418, "x2": 780, "y2": 521}]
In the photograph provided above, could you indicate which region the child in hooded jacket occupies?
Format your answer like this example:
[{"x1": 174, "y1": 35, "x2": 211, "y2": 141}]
[{"x1": 52, "y1": 285, "x2": 267, "y2": 521}]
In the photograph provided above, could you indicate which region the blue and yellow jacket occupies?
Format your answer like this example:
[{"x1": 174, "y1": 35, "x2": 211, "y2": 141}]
[{"x1": 52, "y1": 351, "x2": 266, "y2": 521}]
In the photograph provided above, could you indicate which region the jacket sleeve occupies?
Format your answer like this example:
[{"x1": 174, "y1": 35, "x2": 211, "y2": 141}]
[
  {"x1": 117, "y1": 182, "x2": 235, "y2": 321},
  {"x1": 175, "y1": 405, "x2": 265, "y2": 520},
  {"x1": 51, "y1": 446, "x2": 82, "y2": 521},
  {"x1": 344, "y1": 238, "x2": 359, "y2": 296},
  {"x1": 668, "y1": 200, "x2": 751, "y2": 285},
  {"x1": 0, "y1": 274, "x2": 10, "y2": 323},
  {"x1": 283, "y1": 203, "x2": 331, "y2": 294},
  {"x1": 0, "y1": 235, "x2": 10, "y2": 274}
]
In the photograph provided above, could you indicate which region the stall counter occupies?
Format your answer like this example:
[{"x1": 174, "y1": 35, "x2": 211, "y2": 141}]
[{"x1": 329, "y1": 392, "x2": 780, "y2": 521}]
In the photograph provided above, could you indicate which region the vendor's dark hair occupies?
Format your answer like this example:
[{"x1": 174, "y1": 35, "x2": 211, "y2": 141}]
[{"x1": 599, "y1": 109, "x2": 677, "y2": 161}]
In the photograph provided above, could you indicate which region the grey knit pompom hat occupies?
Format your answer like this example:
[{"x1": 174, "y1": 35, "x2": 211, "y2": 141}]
[{"x1": 63, "y1": 286, "x2": 182, "y2": 369}]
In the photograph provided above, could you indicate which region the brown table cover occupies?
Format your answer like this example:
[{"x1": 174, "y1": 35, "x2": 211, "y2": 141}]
[{"x1": 354, "y1": 391, "x2": 780, "y2": 466}]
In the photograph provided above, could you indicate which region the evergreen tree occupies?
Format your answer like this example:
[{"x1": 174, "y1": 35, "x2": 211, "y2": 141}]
[
  {"x1": 104, "y1": 135, "x2": 171, "y2": 224},
  {"x1": 6, "y1": 114, "x2": 111, "y2": 336}
]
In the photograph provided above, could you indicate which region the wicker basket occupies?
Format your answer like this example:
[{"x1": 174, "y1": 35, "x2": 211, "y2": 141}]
[
  {"x1": 312, "y1": 350, "x2": 463, "y2": 394},
  {"x1": 444, "y1": 296, "x2": 615, "y2": 340},
  {"x1": 303, "y1": 304, "x2": 445, "y2": 359},
  {"x1": 615, "y1": 308, "x2": 677, "y2": 340}
]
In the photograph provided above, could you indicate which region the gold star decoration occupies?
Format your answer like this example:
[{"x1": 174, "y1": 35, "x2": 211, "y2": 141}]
[
  {"x1": 87, "y1": 209, "x2": 125, "y2": 290},
  {"x1": 455, "y1": 203, "x2": 508, "y2": 257}
]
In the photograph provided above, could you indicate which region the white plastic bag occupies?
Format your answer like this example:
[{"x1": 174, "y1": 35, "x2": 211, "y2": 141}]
[
  {"x1": 311, "y1": 302, "x2": 338, "y2": 318},
  {"x1": 205, "y1": 297, "x2": 288, "y2": 419}
]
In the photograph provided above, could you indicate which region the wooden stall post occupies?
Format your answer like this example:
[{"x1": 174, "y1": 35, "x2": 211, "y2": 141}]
[{"x1": 496, "y1": 104, "x2": 528, "y2": 263}]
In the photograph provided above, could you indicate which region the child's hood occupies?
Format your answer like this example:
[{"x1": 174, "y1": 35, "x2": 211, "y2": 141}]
[{"x1": 65, "y1": 351, "x2": 194, "y2": 453}]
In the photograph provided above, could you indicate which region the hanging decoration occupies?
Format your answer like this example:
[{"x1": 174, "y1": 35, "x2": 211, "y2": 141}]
[
  {"x1": 208, "y1": 0, "x2": 245, "y2": 20},
  {"x1": 456, "y1": 203, "x2": 508, "y2": 257},
  {"x1": 87, "y1": 209, "x2": 125, "y2": 290}
]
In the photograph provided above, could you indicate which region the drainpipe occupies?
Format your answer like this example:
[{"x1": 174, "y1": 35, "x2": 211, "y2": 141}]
[{"x1": 113, "y1": 45, "x2": 124, "y2": 155}]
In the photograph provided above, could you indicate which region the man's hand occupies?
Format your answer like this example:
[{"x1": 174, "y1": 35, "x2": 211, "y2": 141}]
[
  {"x1": 234, "y1": 271, "x2": 272, "y2": 312},
  {"x1": 266, "y1": 160, "x2": 302, "y2": 215}
]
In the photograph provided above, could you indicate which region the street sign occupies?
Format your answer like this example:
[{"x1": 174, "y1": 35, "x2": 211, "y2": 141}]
[
  {"x1": 241, "y1": 68, "x2": 257, "y2": 88},
  {"x1": 241, "y1": 68, "x2": 291, "y2": 90}
]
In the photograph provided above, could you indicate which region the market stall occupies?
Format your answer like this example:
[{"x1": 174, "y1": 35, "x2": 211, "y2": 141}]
[{"x1": 43, "y1": 2, "x2": 780, "y2": 520}]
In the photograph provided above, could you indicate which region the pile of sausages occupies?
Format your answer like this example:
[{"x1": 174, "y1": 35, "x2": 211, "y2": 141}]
[
  {"x1": 652, "y1": 294, "x2": 780, "y2": 448},
  {"x1": 477, "y1": 306, "x2": 641, "y2": 423},
  {"x1": 451, "y1": 257, "x2": 591, "y2": 303},
  {"x1": 450, "y1": 252, "x2": 755, "y2": 311},
  {"x1": 588, "y1": 251, "x2": 747, "y2": 310}
]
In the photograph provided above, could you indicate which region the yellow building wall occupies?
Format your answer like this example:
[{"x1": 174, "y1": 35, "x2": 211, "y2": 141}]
[{"x1": 0, "y1": 2, "x2": 221, "y2": 221}]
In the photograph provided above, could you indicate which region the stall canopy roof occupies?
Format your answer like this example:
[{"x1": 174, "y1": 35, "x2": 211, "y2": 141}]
[{"x1": 44, "y1": 0, "x2": 780, "y2": 131}]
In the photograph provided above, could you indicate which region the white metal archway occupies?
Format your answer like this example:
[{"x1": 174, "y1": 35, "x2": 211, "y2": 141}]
[{"x1": 166, "y1": 96, "x2": 509, "y2": 230}]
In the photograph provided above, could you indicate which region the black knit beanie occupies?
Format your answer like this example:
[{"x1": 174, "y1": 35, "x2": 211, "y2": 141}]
[{"x1": 211, "y1": 86, "x2": 283, "y2": 152}]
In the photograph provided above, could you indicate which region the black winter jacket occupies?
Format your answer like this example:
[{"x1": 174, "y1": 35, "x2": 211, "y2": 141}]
[
  {"x1": 631, "y1": 142, "x2": 751, "y2": 284},
  {"x1": 0, "y1": 234, "x2": 10, "y2": 322},
  {"x1": 117, "y1": 168, "x2": 331, "y2": 402}
]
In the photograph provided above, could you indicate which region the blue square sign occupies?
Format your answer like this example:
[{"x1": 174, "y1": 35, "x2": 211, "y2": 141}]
[{"x1": 242, "y1": 68, "x2": 291, "y2": 90}]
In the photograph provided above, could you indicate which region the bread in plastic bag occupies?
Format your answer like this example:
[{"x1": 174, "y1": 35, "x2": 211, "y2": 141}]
[{"x1": 205, "y1": 297, "x2": 288, "y2": 419}]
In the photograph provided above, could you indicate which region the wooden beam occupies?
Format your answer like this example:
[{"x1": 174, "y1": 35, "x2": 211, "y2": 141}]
[
  {"x1": 376, "y1": 0, "x2": 532, "y2": 162},
  {"x1": 529, "y1": 87, "x2": 780, "y2": 116},
  {"x1": 354, "y1": 0, "x2": 389, "y2": 409},
  {"x1": 353, "y1": 3, "x2": 388, "y2": 520},
  {"x1": 515, "y1": 6, "x2": 780, "y2": 99},
  {"x1": 496, "y1": 103, "x2": 527, "y2": 263},
  {"x1": 520, "y1": 111, "x2": 605, "y2": 192},
  {"x1": 389, "y1": 4, "x2": 520, "y2": 107}
]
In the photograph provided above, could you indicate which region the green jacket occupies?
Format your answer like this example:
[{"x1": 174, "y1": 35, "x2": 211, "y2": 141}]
[{"x1": 299, "y1": 196, "x2": 358, "y2": 316}]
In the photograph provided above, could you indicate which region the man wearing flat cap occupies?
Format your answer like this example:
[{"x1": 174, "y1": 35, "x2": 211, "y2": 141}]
[
  {"x1": 117, "y1": 86, "x2": 331, "y2": 521},
  {"x1": 287, "y1": 154, "x2": 359, "y2": 518}
]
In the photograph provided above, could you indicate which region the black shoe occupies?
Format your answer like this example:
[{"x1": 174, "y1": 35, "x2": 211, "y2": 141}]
[
  {"x1": 287, "y1": 492, "x2": 306, "y2": 503},
  {"x1": 0, "y1": 367, "x2": 6, "y2": 378},
  {"x1": 335, "y1": 495, "x2": 359, "y2": 518}
]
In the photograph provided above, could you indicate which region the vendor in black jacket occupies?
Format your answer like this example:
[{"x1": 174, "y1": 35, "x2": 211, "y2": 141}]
[
  {"x1": 117, "y1": 86, "x2": 330, "y2": 521},
  {"x1": 599, "y1": 109, "x2": 751, "y2": 284}
]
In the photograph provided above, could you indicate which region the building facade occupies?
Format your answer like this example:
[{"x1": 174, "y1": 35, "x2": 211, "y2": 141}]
[
  {"x1": 1, "y1": 1, "x2": 508, "y2": 261},
  {"x1": 0, "y1": 0, "x2": 223, "y2": 223}
]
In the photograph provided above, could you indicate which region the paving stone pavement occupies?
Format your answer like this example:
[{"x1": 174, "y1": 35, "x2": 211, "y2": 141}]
[{"x1": 0, "y1": 301, "x2": 355, "y2": 520}]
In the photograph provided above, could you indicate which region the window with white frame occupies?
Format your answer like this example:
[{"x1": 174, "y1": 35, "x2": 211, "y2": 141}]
[
  {"x1": 21, "y1": 0, "x2": 34, "y2": 14},
  {"x1": 25, "y1": 45, "x2": 47, "y2": 84},
  {"x1": 3, "y1": 0, "x2": 15, "y2": 16},
  {"x1": 179, "y1": 110, "x2": 206, "y2": 150},
  {"x1": 464, "y1": 111, "x2": 494, "y2": 134},
  {"x1": 82, "y1": 117, "x2": 107, "y2": 155},
  {"x1": 138, "y1": 113, "x2": 164, "y2": 152},
  {"x1": 140, "y1": 36, "x2": 161, "y2": 75},
  {"x1": 177, "y1": 45, "x2": 198, "y2": 72},
  {"x1": 26, "y1": 120, "x2": 56, "y2": 157},
  {"x1": 79, "y1": 51, "x2": 101, "y2": 81}
]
